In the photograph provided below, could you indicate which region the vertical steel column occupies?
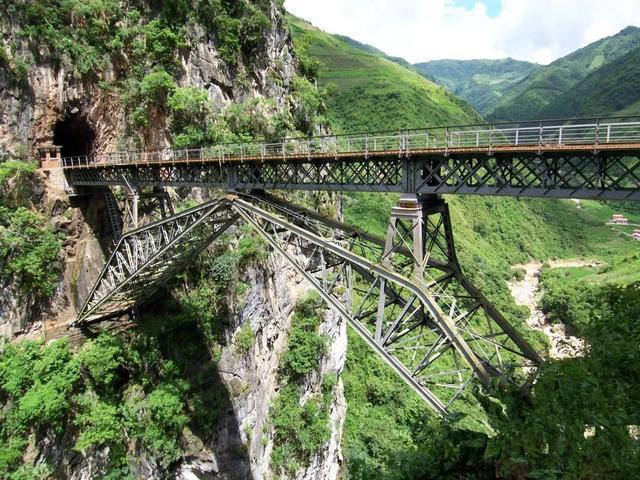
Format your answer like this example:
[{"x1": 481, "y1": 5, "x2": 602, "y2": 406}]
[{"x1": 417, "y1": 194, "x2": 543, "y2": 365}]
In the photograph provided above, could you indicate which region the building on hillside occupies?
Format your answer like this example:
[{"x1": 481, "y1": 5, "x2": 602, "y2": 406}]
[
  {"x1": 610, "y1": 214, "x2": 629, "y2": 225},
  {"x1": 632, "y1": 230, "x2": 640, "y2": 241}
]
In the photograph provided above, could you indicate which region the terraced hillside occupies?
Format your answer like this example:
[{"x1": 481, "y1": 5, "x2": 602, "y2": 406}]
[
  {"x1": 540, "y1": 45, "x2": 640, "y2": 118},
  {"x1": 287, "y1": 15, "x2": 482, "y2": 132},
  {"x1": 487, "y1": 26, "x2": 640, "y2": 121},
  {"x1": 414, "y1": 58, "x2": 541, "y2": 116}
]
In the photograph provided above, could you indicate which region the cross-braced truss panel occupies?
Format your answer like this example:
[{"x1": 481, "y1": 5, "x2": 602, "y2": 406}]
[
  {"x1": 76, "y1": 193, "x2": 540, "y2": 415},
  {"x1": 76, "y1": 198, "x2": 237, "y2": 324},
  {"x1": 414, "y1": 153, "x2": 640, "y2": 199},
  {"x1": 232, "y1": 195, "x2": 540, "y2": 414}
]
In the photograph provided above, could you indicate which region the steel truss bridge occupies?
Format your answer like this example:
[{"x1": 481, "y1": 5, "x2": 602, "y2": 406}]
[
  {"x1": 61, "y1": 116, "x2": 640, "y2": 415},
  {"x1": 63, "y1": 116, "x2": 640, "y2": 200}
]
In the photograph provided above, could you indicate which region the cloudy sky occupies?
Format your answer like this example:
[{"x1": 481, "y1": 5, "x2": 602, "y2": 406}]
[{"x1": 284, "y1": 0, "x2": 640, "y2": 64}]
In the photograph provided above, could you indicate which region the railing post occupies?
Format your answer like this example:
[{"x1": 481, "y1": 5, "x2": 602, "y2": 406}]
[
  {"x1": 515, "y1": 128, "x2": 519, "y2": 146},
  {"x1": 445, "y1": 127, "x2": 449, "y2": 156},
  {"x1": 365, "y1": 133, "x2": 369, "y2": 158},
  {"x1": 606, "y1": 124, "x2": 611, "y2": 143},
  {"x1": 558, "y1": 127, "x2": 563, "y2": 145},
  {"x1": 489, "y1": 124, "x2": 493, "y2": 151},
  {"x1": 595, "y1": 117, "x2": 600, "y2": 150},
  {"x1": 538, "y1": 121, "x2": 543, "y2": 153}
]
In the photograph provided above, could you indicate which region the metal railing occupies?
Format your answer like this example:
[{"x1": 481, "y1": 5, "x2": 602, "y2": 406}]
[{"x1": 60, "y1": 115, "x2": 640, "y2": 168}]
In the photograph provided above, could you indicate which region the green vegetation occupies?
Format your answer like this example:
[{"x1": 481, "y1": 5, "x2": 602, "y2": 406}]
[
  {"x1": 2, "y1": 0, "x2": 273, "y2": 75},
  {"x1": 0, "y1": 334, "x2": 191, "y2": 477},
  {"x1": 486, "y1": 283, "x2": 640, "y2": 479},
  {"x1": 270, "y1": 294, "x2": 332, "y2": 476},
  {"x1": 0, "y1": 160, "x2": 36, "y2": 186},
  {"x1": 0, "y1": 207, "x2": 63, "y2": 296},
  {"x1": 234, "y1": 322, "x2": 255, "y2": 354},
  {"x1": 290, "y1": 15, "x2": 640, "y2": 478},
  {"x1": 414, "y1": 58, "x2": 541, "y2": 116},
  {"x1": 271, "y1": 382, "x2": 332, "y2": 476},
  {"x1": 288, "y1": 15, "x2": 482, "y2": 132},
  {"x1": 540, "y1": 46, "x2": 640, "y2": 117},
  {"x1": 0, "y1": 160, "x2": 62, "y2": 297},
  {"x1": 280, "y1": 295, "x2": 327, "y2": 379},
  {"x1": 487, "y1": 26, "x2": 640, "y2": 120}
]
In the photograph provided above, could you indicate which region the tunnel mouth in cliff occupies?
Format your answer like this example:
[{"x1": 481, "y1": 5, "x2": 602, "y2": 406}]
[{"x1": 53, "y1": 114, "x2": 95, "y2": 158}]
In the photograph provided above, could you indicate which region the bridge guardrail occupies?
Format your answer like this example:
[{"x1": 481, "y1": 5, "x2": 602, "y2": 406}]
[{"x1": 60, "y1": 115, "x2": 640, "y2": 168}]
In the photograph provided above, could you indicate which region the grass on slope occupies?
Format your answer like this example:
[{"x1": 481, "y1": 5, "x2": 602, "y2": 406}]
[
  {"x1": 288, "y1": 15, "x2": 482, "y2": 133},
  {"x1": 488, "y1": 26, "x2": 640, "y2": 121},
  {"x1": 540, "y1": 46, "x2": 640, "y2": 118},
  {"x1": 414, "y1": 58, "x2": 541, "y2": 115}
]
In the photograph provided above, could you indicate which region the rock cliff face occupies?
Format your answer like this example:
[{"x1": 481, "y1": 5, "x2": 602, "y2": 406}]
[
  {"x1": 0, "y1": 2, "x2": 346, "y2": 478},
  {"x1": 0, "y1": 1, "x2": 298, "y2": 156},
  {"x1": 176, "y1": 251, "x2": 347, "y2": 480}
]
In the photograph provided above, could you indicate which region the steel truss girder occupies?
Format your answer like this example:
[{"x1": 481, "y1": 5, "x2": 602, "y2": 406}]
[
  {"x1": 64, "y1": 151, "x2": 639, "y2": 200},
  {"x1": 76, "y1": 198, "x2": 238, "y2": 324},
  {"x1": 231, "y1": 194, "x2": 541, "y2": 415},
  {"x1": 414, "y1": 152, "x2": 640, "y2": 199},
  {"x1": 76, "y1": 193, "x2": 539, "y2": 415}
]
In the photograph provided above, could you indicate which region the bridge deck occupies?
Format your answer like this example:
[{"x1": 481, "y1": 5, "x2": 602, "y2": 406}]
[
  {"x1": 61, "y1": 142, "x2": 640, "y2": 169},
  {"x1": 60, "y1": 116, "x2": 640, "y2": 200}
]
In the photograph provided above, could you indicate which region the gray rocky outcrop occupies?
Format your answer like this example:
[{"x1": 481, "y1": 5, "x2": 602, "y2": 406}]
[{"x1": 0, "y1": 2, "x2": 346, "y2": 478}]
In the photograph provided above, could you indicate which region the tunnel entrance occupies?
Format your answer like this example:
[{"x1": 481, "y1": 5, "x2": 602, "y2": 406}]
[{"x1": 53, "y1": 114, "x2": 95, "y2": 158}]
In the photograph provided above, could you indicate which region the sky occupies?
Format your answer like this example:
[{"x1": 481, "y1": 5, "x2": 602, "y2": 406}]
[{"x1": 284, "y1": 0, "x2": 640, "y2": 65}]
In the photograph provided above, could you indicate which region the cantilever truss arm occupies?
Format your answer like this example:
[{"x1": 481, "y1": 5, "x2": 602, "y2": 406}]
[
  {"x1": 76, "y1": 198, "x2": 238, "y2": 324},
  {"x1": 76, "y1": 193, "x2": 539, "y2": 415},
  {"x1": 232, "y1": 195, "x2": 540, "y2": 415}
]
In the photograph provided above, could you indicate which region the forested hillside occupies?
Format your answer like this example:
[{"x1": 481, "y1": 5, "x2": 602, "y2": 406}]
[
  {"x1": 414, "y1": 58, "x2": 541, "y2": 116},
  {"x1": 290, "y1": 16, "x2": 640, "y2": 480},
  {"x1": 487, "y1": 26, "x2": 640, "y2": 121},
  {"x1": 540, "y1": 45, "x2": 640, "y2": 118},
  {"x1": 287, "y1": 15, "x2": 482, "y2": 132}
]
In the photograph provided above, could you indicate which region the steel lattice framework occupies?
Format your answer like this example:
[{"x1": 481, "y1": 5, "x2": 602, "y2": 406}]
[
  {"x1": 66, "y1": 115, "x2": 640, "y2": 413},
  {"x1": 61, "y1": 116, "x2": 640, "y2": 200},
  {"x1": 76, "y1": 193, "x2": 541, "y2": 414},
  {"x1": 77, "y1": 198, "x2": 237, "y2": 324}
]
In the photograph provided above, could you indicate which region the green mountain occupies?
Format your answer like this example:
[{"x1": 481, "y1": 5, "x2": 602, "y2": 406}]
[
  {"x1": 488, "y1": 26, "x2": 640, "y2": 121},
  {"x1": 287, "y1": 15, "x2": 482, "y2": 132},
  {"x1": 333, "y1": 34, "x2": 413, "y2": 68},
  {"x1": 414, "y1": 58, "x2": 541, "y2": 115},
  {"x1": 290, "y1": 15, "x2": 640, "y2": 480},
  {"x1": 540, "y1": 45, "x2": 640, "y2": 118}
]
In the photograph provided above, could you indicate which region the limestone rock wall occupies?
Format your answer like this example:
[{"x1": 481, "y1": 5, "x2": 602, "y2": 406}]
[
  {"x1": 0, "y1": 1, "x2": 299, "y2": 157},
  {"x1": 0, "y1": 2, "x2": 347, "y2": 478},
  {"x1": 175, "y1": 251, "x2": 347, "y2": 480}
]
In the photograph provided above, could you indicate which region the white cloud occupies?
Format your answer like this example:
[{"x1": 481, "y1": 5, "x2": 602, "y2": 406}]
[{"x1": 284, "y1": 0, "x2": 640, "y2": 64}]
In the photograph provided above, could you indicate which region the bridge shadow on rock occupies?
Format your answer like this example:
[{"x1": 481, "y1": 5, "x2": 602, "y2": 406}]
[{"x1": 139, "y1": 287, "x2": 255, "y2": 480}]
